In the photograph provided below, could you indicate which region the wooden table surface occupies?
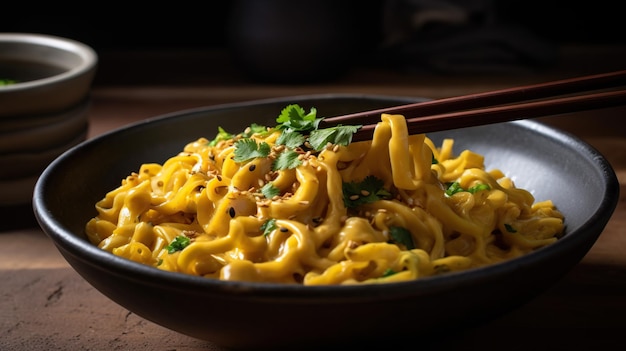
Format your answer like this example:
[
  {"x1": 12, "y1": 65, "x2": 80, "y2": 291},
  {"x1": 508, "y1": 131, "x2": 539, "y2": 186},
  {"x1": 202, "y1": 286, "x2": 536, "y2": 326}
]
[{"x1": 1, "y1": 46, "x2": 625, "y2": 350}]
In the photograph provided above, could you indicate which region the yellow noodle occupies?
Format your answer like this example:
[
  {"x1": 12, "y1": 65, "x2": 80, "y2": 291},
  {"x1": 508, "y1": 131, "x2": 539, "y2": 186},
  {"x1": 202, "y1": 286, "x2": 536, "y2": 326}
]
[{"x1": 86, "y1": 112, "x2": 564, "y2": 285}]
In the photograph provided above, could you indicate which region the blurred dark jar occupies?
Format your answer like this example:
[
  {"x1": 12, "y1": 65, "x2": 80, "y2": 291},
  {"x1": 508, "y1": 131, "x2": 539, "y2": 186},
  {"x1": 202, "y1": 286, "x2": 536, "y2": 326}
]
[{"x1": 228, "y1": 0, "x2": 381, "y2": 83}]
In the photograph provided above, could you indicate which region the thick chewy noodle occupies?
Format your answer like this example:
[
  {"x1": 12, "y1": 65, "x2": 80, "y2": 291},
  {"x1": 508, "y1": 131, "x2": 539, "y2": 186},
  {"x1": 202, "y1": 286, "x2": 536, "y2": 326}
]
[{"x1": 86, "y1": 112, "x2": 564, "y2": 285}]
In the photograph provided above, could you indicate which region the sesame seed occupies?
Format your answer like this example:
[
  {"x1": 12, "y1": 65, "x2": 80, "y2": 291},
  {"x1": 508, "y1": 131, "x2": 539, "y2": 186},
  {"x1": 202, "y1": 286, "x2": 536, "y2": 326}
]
[
  {"x1": 228, "y1": 207, "x2": 236, "y2": 218},
  {"x1": 349, "y1": 194, "x2": 360, "y2": 201},
  {"x1": 360, "y1": 190, "x2": 370, "y2": 196},
  {"x1": 249, "y1": 164, "x2": 256, "y2": 171}
]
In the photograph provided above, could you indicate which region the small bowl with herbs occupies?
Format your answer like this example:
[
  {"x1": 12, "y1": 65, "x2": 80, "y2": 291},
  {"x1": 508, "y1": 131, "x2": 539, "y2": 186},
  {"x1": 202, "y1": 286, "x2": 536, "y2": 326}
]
[{"x1": 0, "y1": 33, "x2": 97, "y2": 206}]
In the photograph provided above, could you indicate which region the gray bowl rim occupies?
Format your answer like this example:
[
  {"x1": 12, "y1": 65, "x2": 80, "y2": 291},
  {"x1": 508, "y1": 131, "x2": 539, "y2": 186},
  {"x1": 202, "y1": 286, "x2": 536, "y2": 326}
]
[
  {"x1": 0, "y1": 32, "x2": 98, "y2": 92},
  {"x1": 33, "y1": 93, "x2": 620, "y2": 301}
]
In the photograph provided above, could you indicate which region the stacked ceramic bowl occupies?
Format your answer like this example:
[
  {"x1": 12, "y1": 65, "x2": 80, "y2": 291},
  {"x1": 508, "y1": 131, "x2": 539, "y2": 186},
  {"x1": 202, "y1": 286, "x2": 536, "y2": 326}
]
[{"x1": 0, "y1": 33, "x2": 97, "y2": 207}]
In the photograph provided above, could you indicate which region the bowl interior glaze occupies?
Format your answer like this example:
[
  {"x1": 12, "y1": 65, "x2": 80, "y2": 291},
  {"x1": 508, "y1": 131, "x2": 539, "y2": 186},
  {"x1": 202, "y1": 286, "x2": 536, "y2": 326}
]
[{"x1": 33, "y1": 94, "x2": 619, "y2": 350}]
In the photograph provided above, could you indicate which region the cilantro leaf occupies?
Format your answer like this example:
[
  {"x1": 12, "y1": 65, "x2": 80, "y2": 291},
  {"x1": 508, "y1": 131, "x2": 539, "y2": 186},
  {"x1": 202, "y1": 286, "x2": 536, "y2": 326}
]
[
  {"x1": 276, "y1": 104, "x2": 321, "y2": 133},
  {"x1": 242, "y1": 123, "x2": 269, "y2": 138},
  {"x1": 273, "y1": 149, "x2": 302, "y2": 170},
  {"x1": 309, "y1": 125, "x2": 361, "y2": 151},
  {"x1": 276, "y1": 131, "x2": 306, "y2": 149},
  {"x1": 233, "y1": 139, "x2": 271, "y2": 163},
  {"x1": 445, "y1": 182, "x2": 490, "y2": 196},
  {"x1": 308, "y1": 128, "x2": 336, "y2": 150},
  {"x1": 381, "y1": 268, "x2": 397, "y2": 277},
  {"x1": 260, "y1": 218, "x2": 278, "y2": 236},
  {"x1": 209, "y1": 126, "x2": 234, "y2": 146},
  {"x1": 261, "y1": 182, "x2": 280, "y2": 199},
  {"x1": 343, "y1": 175, "x2": 392, "y2": 208},
  {"x1": 0, "y1": 78, "x2": 18, "y2": 86},
  {"x1": 165, "y1": 235, "x2": 191, "y2": 254},
  {"x1": 445, "y1": 182, "x2": 464, "y2": 196},
  {"x1": 389, "y1": 226, "x2": 415, "y2": 250},
  {"x1": 468, "y1": 183, "x2": 491, "y2": 193}
]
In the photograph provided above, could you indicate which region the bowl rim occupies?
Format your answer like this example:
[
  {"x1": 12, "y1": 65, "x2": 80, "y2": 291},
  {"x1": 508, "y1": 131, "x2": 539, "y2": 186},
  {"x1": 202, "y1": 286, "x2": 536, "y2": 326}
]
[
  {"x1": 0, "y1": 32, "x2": 98, "y2": 92},
  {"x1": 32, "y1": 93, "x2": 620, "y2": 300}
]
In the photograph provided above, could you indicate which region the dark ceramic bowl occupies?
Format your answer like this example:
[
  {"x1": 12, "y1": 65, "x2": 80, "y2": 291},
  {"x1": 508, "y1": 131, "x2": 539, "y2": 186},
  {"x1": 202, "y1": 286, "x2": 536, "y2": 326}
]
[{"x1": 33, "y1": 94, "x2": 619, "y2": 350}]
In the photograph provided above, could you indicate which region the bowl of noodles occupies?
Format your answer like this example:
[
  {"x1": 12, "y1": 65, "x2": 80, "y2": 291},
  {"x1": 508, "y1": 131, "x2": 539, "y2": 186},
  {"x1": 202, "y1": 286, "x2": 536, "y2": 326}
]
[{"x1": 33, "y1": 94, "x2": 619, "y2": 350}]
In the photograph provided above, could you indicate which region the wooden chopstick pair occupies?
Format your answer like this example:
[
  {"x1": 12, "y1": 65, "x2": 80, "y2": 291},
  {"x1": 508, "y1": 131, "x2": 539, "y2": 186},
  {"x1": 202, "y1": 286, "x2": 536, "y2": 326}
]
[{"x1": 320, "y1": 70, "x2": 626, "y2": 141}]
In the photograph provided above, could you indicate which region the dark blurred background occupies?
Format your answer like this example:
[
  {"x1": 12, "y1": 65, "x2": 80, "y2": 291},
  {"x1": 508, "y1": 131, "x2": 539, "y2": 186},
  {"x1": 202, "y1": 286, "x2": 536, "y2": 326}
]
[{"x1": 3, "y1": 0, "x2": 625, "y2": 84}]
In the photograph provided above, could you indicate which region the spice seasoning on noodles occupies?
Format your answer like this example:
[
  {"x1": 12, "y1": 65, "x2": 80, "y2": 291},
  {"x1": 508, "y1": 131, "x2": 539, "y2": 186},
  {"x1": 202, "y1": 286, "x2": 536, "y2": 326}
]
[{"x1": 86, "y1": 104, "x2": 564, "y2": 285}]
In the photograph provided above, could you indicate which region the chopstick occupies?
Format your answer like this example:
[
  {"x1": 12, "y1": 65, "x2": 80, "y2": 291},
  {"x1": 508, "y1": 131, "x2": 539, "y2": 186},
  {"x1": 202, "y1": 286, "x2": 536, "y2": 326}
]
[{"x1": 320, "y1": 70, "x2": 626, "y2": 142}]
